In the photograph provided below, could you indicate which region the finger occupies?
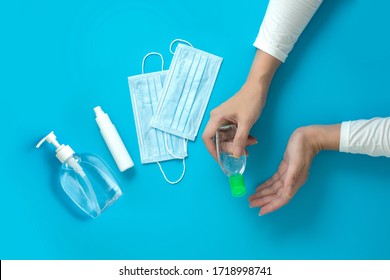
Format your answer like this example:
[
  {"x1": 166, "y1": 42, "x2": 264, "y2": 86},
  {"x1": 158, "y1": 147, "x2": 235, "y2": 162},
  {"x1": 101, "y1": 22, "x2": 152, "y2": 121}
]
[
  {"x1": 249, "y1": 194, "x2": 275, "y2": 208},
  {"x1": 249, "y1": 184, "x2": 281, "y2": 200},
  {"x1": 249, "y1": 186, "x2": 276, "y2": 201},
  {"x1": 259, "y1": 197, "x2": 290, "y2": 216},
  {"x1": 246, "y1": 135, "x2": 258, "y2": 146},
  {"x1": 228, "y1": 138, "x2": 256, "y2": 156},
  {"x1": 283, "y1": 164, "x2": 302, "y2": 199},
  {"x1": 256, "y1": 161, "x2": 288, "y2": 192},
  {"x1": 232, "y1": 123, "x2": 251, "y2": 158},
  {"x1": 202, "y1": 119, "x2": 225, "y2": 160},
  {"x1": 250, "y1": 180, "x2": 283, "y2": 200},
  {"x1": 256, "y1": 171, "x2": 282, "y2": 191}
]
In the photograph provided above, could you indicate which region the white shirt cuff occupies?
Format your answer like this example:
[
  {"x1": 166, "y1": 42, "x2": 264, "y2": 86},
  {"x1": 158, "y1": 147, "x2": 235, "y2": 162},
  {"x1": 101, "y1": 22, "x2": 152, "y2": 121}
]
[
  {"x1": 339, "y1": 121, "x2": 351, "y2": 153},
  {"x1": 253, "y1": 39, "x2": 287, "y2": 63}
]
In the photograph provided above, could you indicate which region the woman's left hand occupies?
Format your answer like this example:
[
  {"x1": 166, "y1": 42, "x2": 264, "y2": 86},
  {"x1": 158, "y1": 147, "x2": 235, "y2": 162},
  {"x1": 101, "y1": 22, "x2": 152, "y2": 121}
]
[{"x1": 249, "y1": 124, "x2": 340, "y2": 216}]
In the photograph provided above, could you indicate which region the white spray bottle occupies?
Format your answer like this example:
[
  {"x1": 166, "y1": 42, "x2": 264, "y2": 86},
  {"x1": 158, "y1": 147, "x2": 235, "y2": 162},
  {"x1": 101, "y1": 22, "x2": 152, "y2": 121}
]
[
  {"x1": 36, "y1": 131, "x2": 122, "y2": 218},
  {"x1": 94, "y1": 106, "x2": 134, "y2": 172}
]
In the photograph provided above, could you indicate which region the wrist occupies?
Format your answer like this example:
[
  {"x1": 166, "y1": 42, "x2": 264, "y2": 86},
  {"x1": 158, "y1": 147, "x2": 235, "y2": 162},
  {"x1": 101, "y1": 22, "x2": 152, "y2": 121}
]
[
  {"x1": 241, "y1": 78, "x2": 269, "y2": 105},
  {"x1": 301, "y1": 125, "x2": 341, "y2": 152},
  {"x1": 243, "y1": 50, "x2": 281, "y2": 103}
]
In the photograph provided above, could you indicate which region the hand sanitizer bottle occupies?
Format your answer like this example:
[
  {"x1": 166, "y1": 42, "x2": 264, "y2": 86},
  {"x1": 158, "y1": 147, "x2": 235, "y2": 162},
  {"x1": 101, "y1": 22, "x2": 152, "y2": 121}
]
[
  {"x1": 216, "y1": 124, "x2": 246, "y2": 197},
  {"x1": 94, "y1": 106, "x2": 134, "y2": 172},
  {"x1": 36, "y1": 131, "x2": 122, "y2": 218}
]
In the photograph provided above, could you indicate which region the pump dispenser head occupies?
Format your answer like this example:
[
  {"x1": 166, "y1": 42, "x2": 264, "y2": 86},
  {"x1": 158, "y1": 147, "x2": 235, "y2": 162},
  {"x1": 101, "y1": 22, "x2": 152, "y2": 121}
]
[{"x1": 36, "y1": 131, "x2": 75, "y2": 163}]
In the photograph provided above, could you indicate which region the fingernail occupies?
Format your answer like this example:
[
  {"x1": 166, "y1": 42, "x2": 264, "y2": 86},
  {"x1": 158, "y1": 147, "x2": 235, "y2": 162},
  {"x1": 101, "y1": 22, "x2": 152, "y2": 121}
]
[
  {"x1": 259, "y1": 212, "x2": 262, "y2": 216},
  {"x1": 249, "y1": 204, "x2": 253, "y2": 208}
]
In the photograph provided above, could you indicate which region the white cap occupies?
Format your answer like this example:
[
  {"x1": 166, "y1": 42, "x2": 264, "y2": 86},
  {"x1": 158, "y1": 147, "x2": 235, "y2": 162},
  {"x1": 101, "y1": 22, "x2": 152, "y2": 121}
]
[
  {"x1": 94, "y1": 106, "x2": 110, "y2": 128},
  {"x1": 36, "y1": 131, "x2": 75, "y2": 163}
]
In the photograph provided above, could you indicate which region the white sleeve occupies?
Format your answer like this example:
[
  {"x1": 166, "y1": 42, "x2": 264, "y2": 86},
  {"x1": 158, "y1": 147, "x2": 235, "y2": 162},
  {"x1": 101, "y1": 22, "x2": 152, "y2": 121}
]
[
  {"x1": 339, "y1": 118, "x2": 390, "y2": 157},
  {"x1": 254, "y1": 0, "x2": 323, "y2": 62}
]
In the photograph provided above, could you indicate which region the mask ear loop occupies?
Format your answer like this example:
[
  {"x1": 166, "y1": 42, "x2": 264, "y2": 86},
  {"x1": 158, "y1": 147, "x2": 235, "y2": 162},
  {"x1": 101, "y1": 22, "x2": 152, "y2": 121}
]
[
  {"x1": 156, "y1": 160, "x2": 186, "y2": 185},
  {"x1": 169, "y1": 39, "x2": 193, "y2": 54},
  {"x1": 155, "y1": 134, "x2": 188, "y2": 185},
  {"x1": 142, "y1": 52, "x2": 164, "y2": 74},
  {"x1": 163, "y1": 133, "x2": 187, "y2": 159}
]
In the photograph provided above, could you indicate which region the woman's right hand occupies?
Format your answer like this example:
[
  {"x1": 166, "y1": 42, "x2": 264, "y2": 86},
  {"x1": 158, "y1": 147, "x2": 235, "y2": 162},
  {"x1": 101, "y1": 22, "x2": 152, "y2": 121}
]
[
  {"x1": 202, "y1": 81, "x2": 267, "y2": 160},
  {"x1": 202, "y1": 50, "x2": 281, "y2": 161}
]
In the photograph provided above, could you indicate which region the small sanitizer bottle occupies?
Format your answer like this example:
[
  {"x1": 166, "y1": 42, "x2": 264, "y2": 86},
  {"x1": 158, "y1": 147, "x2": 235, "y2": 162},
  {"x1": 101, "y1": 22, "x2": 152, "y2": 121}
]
[
  {"x1": 36, "y1": 131, "x2": 122, "y2": 218},
  {"x1": 216, "y1": 124, "x2": 247, "y2": 197}
]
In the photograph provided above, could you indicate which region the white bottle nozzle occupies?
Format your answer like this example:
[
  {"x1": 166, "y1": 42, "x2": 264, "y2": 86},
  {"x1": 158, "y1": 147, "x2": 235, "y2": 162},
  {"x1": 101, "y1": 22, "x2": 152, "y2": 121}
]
[
  {"x1": 94, "y1": 106, "x2": 134, "y2": 172},
  {"x1": 94, "y1": 106, "x2": 104, "y2": 116},
  {"x1": 36, "y1": 131, "x2": 60, "y2": 149},
  {"x1": 36, "y1": 131, "x2": 75, "y2": 164}
]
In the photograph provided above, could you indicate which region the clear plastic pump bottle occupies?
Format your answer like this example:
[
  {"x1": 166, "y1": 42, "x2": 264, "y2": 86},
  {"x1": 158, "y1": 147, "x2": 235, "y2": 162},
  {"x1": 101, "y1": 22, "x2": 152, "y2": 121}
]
[
  {"x1": 36, "y1": 131, "x2": 122, "y2": 218},
  {"x1": 216, "y1": 124, "x2": 247, "y2": 197}
]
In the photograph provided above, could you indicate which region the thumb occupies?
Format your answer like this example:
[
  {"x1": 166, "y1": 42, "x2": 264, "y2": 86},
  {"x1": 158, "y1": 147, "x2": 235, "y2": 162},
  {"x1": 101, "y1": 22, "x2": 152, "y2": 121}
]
[
  {"x1": 233, "y1": 123, "x2": 250, "y2": 158},
  {"x1": 283, "y1": 164, "x2": 301, "y2": 199}
]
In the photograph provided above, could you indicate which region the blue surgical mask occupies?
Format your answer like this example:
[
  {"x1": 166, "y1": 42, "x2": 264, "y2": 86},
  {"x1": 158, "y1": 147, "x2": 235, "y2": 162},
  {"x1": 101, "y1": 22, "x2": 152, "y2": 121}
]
[
  {"x1": 150, "y1": 40, "x2": 223, "y2": 141},
  {"x1": 128, "y1": 52, "x2": 187, "y2": 184}
]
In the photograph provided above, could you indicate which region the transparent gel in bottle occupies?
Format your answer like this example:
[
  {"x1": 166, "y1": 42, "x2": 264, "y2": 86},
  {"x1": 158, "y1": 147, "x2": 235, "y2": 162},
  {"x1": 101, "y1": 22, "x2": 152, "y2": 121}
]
[
  {"x1": 37, "y1": 131, "x2": 122, "y2": 218},
  {"x1": 216, "y1": 124, "x2": 247, "y2": 197}
]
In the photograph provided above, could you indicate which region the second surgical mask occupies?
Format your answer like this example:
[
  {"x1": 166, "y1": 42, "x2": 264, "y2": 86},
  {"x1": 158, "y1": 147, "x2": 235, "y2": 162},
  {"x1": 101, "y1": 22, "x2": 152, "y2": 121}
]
[{"x1": 150, "y1": 41, "x2": 223, "y2": 141}]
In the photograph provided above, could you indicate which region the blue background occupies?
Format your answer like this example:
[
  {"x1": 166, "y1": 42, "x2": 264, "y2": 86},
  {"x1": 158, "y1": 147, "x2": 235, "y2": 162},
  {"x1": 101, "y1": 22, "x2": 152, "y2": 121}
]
[{"x1": 1, "y1": 0, "x2": 390, "y2": 259}]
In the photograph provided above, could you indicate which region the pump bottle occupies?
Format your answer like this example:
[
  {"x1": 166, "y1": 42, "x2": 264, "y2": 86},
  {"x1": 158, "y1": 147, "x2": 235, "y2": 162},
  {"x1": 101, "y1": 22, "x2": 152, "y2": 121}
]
[
  {"x1": 36, "y1": 131, "x2": 122, "y2": 218},
  {"x1": 216, "y1": 124, "x2": 247, "y2": 197}
]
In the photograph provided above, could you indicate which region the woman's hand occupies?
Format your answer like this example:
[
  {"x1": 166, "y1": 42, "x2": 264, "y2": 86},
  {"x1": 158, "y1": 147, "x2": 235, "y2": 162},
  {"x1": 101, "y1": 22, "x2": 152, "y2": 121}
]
[
  {"x1": 202, "y1": 50, "x2": 281, "y2": 160},
  {"x1": 202, "y1": 82, "x2": 266, "y2": 160},
  {"x1": 249, "y1": 125, "x2": 340, "y2": 216}
]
